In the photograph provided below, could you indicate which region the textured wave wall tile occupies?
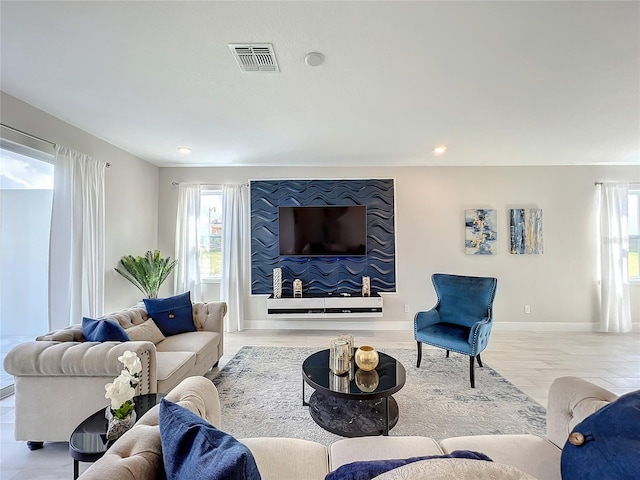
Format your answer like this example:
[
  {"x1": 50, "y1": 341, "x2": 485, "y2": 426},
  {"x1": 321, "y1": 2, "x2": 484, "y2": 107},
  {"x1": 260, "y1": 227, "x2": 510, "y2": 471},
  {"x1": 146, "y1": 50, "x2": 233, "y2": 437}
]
[{"x1": 250, "y1": 179, "x2": 396, "y2": 294}]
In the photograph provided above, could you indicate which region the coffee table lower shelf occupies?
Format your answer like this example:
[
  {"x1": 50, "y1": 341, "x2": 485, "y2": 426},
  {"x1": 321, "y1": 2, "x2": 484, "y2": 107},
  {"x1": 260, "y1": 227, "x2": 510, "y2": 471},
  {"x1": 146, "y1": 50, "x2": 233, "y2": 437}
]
[{"x1": 308, "y1": 391, "x2": 399, "y2": 437}]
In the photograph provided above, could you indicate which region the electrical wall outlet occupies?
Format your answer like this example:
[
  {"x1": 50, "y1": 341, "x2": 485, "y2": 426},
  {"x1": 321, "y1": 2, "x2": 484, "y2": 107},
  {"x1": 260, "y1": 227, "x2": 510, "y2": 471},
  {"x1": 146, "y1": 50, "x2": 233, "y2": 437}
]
[
  {"x1": 404, "y1": 304, "x2": 410, "y2": 313},
  {"x1": 524, "y1": 305, "x2": 531, "y2": 314}
]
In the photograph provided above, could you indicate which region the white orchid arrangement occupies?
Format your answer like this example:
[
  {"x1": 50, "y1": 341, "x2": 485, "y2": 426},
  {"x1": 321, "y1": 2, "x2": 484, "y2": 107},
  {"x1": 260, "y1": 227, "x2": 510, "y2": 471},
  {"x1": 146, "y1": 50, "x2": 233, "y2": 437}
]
[{"x1": 105, "y1": 351, "x2": 142, "y2": 420}]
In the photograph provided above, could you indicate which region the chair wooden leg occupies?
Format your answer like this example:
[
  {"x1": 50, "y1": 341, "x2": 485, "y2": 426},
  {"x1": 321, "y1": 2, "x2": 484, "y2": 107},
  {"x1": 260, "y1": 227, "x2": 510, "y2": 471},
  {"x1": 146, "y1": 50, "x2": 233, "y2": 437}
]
[
  {"x1": 477, "y1": 354, "x2": 483, "y2": 368},
  {"x1": 416, "y1": 341, "x2": 422, "y2": 368},
  {"x1": 446, "y1": 350, "x2": 450, "y2": 358},
  {"x1": 469, "y1": 356, "x2": 476, "y2": 388}
]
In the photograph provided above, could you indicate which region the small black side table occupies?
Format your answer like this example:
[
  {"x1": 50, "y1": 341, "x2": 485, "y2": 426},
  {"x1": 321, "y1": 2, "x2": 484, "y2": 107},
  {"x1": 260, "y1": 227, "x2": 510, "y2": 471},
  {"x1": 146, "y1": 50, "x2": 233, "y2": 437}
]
[{"x1": 69, "y1": 393, "x2": 164, "y2": 479}]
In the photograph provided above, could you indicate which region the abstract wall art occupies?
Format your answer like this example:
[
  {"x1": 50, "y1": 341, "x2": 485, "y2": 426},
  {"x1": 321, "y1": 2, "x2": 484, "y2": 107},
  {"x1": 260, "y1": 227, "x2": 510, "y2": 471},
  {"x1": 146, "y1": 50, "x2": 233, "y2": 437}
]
[
  {"x1": 465, "y1": 209, "x2": 497, "y2": 255},
  {"x1": 510, "y1": 209, "x2": 544, "y2": 254}
]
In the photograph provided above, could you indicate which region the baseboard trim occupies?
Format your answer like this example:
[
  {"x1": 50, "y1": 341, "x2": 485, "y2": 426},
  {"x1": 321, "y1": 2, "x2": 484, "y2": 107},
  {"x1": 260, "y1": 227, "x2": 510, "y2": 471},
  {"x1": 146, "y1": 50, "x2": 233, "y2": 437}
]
[
  {"x1": 242, "y1": 319, "x2": 639, "y2": 332},
  {"x1": 492, "y1": 322, "x2": 598, "y2": 332},
  {"x1": 243, "y1": 319, "x2": 409, "y2": 331}
]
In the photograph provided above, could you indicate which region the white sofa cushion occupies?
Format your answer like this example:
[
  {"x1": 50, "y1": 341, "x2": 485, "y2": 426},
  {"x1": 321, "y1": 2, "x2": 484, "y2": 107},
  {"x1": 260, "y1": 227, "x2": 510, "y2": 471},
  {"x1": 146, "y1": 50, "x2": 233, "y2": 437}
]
[
  {"x1": 440, "y1": 434, "x2": 561, "y2": 480},
  {"x1": 156, "y1": 352, "x2": 196, "y2": 393},
  {"x1": 156, "y1": 330, "x2": 221, "y2": 369},
  {"x1": 241, "y1": 437, "x2": 329, "y2": 480}
]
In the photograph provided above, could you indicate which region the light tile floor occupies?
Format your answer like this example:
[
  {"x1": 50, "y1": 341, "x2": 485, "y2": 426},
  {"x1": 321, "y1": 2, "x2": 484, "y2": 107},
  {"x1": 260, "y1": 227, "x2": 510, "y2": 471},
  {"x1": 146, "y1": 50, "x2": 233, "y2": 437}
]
[{"x1": 1, "y1": 330, "x2": 639, "y2": 479}]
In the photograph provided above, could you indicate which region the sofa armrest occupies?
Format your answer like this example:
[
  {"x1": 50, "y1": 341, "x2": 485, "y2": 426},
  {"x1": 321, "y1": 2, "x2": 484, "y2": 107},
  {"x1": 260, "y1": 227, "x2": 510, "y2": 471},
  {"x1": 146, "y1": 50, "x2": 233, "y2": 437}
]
[
  {"x1": 193, "y1": 301, "x2": 227, "y2": 360},
  {"x1": 36, "y1": 324, "x2": 85, "y2": 342},
  {"x1": 3, "y1": 340, "x2": 158, "y2": 394},
  {"x1": 546, "y1": 376, "x2": 618, "y2": 448},
  {"x1": 193, "y1": 301, "x2": 227, "y2": 332},
  {"x1": 78, "y1": 377, "x2": 221, "y2": 480}
]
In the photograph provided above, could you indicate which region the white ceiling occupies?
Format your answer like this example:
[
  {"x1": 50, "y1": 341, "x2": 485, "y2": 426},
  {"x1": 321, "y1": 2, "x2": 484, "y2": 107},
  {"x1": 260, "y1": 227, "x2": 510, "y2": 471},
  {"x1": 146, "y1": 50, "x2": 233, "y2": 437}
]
[{"x1": 1, "y1": 1, "x2": 638, "y2": 168}]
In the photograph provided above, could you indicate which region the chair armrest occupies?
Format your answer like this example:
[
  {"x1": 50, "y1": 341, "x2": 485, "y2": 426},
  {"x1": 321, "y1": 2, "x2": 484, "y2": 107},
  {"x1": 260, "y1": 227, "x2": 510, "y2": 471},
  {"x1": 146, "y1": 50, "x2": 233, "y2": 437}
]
[
  {"x1": 3, "y1": 340, "x2": 158, "y2": 394},
  {"x1": 467, "y1": 317, "x2": 492, "y2": 349},
  {"x1": 414, "y1": 308, "x2": 441, "y2": 330},
  {"x1": 546, "y1": 376, "x2": 618, "y2": 448}
]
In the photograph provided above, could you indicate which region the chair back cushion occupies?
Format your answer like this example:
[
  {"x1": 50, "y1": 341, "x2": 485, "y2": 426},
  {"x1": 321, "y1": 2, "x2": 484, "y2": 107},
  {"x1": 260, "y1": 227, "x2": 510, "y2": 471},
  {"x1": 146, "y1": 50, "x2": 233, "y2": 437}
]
[{"x1": 433, "y1": 274, "x2": 497, "y2": 327}]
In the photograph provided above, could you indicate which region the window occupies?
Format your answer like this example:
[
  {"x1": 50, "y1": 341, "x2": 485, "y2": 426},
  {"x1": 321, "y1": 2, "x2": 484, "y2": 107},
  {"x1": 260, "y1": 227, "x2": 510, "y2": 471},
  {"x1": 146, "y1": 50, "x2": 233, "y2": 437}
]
[
  {"x1": 199, "y1": 189, "x2": 223, "y2": 281},
  {"x1": 0, "y1": 141, "x2": 54, "y2": 398},
  {"x1": 629, "y1": 189, "x2": 639, "y2": 281}
]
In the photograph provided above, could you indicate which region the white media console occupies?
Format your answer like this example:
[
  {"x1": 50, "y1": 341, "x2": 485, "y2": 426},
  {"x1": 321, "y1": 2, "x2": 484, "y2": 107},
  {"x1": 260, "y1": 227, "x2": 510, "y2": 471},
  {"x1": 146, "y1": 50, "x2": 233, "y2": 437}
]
[{"x1": 267, "y1": 293, "x2": 383, "y2": 318}]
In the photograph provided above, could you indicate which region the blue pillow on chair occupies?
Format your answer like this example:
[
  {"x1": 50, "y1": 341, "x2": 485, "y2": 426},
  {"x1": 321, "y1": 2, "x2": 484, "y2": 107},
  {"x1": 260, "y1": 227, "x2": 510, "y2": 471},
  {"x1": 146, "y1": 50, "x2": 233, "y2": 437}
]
[
  {"x1": 561, "y1": 389, "x2": 640, "y2": 480},
  {"x1": 159, "y1": 399, "x2": 261, "y2": 480},
  {"x1": 143, "y1": 292, "x2": 196, "y2": 336},
  {"x1": 82, "y1": 317, "x2": 130, "y2": 342}
]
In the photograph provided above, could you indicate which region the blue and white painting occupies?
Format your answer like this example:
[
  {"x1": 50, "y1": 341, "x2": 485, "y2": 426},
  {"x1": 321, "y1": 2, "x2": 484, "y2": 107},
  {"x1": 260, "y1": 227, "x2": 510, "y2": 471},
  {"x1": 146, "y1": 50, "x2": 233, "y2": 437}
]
[
  {"x1": 465, "y1": 209, "x2": 497, "y2": 255},
  {"x1": 510, "y1": 209, "x2": 544, "y2": 254}
]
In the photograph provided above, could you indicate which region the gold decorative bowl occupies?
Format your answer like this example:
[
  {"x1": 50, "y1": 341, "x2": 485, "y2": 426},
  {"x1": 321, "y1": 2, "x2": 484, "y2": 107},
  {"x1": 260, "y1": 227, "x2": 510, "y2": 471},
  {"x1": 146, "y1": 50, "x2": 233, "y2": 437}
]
[{"x1": 355, "y1": 345, "x2": 379, "y2": 371}]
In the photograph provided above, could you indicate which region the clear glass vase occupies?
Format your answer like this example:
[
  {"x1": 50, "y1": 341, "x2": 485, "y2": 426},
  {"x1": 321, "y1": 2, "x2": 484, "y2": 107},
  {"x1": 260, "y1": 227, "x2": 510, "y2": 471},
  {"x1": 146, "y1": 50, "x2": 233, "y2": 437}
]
[
  {"x1": 105, "y1": 406, "x2": 137, "y2": 441},
  {"x1": 329, "y1": 339, "x2": 350, "y2": 375}
]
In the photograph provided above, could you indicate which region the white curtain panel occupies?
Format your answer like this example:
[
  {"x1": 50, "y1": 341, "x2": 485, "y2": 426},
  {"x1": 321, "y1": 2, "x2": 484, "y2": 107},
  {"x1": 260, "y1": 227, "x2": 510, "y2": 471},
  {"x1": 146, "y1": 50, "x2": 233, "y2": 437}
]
[
  {"x1": 221, "y1": 184, "x2": 249, "y2": 332},
  {"x1": 174, "y1": 183, "x2": 202, "y2": 301},
  {"x1": 597, "y1": 182, "x2": 632, "y2": 333},
  {"x1": 49, "y1": 146, "x2": 106, "y2": 329}
]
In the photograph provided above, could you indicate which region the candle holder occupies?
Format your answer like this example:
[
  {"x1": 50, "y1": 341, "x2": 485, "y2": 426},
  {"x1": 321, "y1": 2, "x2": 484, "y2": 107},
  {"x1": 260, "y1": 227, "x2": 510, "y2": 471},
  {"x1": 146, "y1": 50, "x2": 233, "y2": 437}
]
[
  {"x1": 329, "y1": 339, "x2": 350, "y2": 375},
  {"x1": 338, "y1": 334, "x2": 354, "y2": 359}
]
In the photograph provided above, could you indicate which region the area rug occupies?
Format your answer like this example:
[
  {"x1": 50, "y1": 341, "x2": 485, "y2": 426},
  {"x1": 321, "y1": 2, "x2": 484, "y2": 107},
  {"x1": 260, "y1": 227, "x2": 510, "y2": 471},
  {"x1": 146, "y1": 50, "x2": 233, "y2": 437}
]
[{"x1": 211, "y1": 346, "x2": 546, "y2": 445}]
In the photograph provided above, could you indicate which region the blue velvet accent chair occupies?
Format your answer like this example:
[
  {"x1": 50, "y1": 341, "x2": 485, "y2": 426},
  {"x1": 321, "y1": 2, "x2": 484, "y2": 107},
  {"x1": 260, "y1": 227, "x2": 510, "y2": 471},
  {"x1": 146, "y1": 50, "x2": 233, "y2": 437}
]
[{"x1": 414, "y1": 273, "x2": 497, "y2": 388}]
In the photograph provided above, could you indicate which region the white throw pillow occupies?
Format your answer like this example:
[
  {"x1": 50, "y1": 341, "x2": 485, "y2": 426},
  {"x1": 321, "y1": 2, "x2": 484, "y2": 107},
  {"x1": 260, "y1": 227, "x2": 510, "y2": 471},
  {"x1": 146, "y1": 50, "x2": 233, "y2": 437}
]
[
  {"x1": 372, "y1": 458, "x2": 536, "y2": 480},
  {"x1": 126, "y1": 319, "x2": 166, "y2": 344}
]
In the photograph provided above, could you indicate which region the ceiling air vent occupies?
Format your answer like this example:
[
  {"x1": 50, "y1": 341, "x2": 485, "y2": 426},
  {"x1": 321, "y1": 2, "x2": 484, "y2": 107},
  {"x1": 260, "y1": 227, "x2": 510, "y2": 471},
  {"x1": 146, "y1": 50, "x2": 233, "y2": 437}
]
[{"x1": 229, "y1": 44, "x2": 280, "y2": 73}]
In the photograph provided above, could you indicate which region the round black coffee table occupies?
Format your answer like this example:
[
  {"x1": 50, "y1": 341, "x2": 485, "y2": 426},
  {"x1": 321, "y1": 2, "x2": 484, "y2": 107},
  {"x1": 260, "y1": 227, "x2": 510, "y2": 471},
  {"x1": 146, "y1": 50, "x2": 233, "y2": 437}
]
[
  {"x1": 69, "y1": 393, "x2": 164, "y2": 479},
  {"x1": 302, "y1": 349, "x2": 406, "y2": 437}
]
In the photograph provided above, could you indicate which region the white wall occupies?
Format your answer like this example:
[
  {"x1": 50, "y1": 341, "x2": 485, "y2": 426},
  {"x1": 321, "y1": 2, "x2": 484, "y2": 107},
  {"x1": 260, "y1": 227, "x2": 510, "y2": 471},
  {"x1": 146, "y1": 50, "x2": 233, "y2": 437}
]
[
  {"x1": 1, "y1": 92, "x2": 160, "y2": 314},
  {"x1": 3, "y1": 91, "x2": 637, "y2": 330},
  {"x1": 158, "y1": 165, "x2": 639, "y2": 331}
]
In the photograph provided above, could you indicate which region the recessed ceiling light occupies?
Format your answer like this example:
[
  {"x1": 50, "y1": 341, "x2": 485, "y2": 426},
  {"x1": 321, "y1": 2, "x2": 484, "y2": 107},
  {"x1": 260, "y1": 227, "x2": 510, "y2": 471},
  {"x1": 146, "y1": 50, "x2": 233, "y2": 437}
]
[
  {"x1": 305, "y1": 52, "x2": 324, "y2": 67},
  {"x1": 433, "y1": 146, "x2": 447, "y2": 155},
  {"x1": 177, "y1": 146, "x2": 192, "y2": 155}
]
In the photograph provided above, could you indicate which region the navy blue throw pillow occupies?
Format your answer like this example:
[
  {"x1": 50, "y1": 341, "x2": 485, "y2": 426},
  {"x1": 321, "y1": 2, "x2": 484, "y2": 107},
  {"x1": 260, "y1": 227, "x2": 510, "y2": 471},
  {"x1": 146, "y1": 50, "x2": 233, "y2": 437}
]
[
  {"x1": 82, "y1": 317, "x2": 130, "y2": 342},
  {"x1": 143, "y1": 292, "x2": 195, "y2": 336},
  {"x1": 561, "y1": 389, "x2": 640, "y2": 480},
  {"x1": 159, "y1": 399, "x2": 262, "y2": 480},
  {"x1": 325, "y1": 450, "x2": 492, "y2": 480}
]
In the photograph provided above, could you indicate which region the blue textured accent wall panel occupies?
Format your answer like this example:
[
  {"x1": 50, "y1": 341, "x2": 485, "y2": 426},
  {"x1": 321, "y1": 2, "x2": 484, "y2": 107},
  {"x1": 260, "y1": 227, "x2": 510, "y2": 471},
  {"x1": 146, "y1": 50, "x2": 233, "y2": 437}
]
[{"x1": 250, "y1": 179, "x2": 396, "y2": 295}]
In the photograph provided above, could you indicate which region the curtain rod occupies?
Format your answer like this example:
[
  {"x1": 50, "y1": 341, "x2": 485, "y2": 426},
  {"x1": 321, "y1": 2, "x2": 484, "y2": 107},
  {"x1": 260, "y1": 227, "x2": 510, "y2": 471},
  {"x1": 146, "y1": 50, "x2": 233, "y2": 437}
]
[
  {"x1": 1, "y1": 123, "x2": 111, "y2": 167},
  {"x1": 595, "y1": 181, "x2": 640, "y2": 186},
  {"x1": 172, "y1": 182, "x2": 248, "y2": 187},
  {"x1": 1, "y1": 123, "x2": 55, "y2": 147}
]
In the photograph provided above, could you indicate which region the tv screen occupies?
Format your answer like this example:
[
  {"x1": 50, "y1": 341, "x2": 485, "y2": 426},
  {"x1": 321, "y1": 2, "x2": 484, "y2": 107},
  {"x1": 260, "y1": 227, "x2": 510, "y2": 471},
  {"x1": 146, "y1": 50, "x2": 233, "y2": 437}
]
[{"x1": 278, "y1": 205, "x2": 367, "y2": 256}]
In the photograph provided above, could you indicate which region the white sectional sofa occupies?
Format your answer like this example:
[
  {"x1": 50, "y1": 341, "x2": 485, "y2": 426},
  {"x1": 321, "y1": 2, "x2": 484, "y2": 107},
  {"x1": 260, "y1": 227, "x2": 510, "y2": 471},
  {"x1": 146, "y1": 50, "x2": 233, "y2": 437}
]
[
  {"x1": 78, "y1": 375, "x2": 619, "y2": 480},
  {"x1": 3, "y1": 301, "x2": 226, "y2": 447}
]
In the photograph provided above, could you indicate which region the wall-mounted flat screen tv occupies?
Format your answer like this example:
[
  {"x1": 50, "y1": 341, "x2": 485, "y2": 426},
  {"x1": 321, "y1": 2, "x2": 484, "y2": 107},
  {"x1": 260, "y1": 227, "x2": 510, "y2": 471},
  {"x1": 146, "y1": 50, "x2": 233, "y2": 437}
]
[{"x1": 278, "y1": 205, "x2": 367, "y2": 256}]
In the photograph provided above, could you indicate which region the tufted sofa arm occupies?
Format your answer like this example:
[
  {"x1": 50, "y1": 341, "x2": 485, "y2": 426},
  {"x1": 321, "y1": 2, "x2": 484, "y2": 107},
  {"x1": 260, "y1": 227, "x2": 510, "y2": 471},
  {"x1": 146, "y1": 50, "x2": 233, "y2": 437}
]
[
  {"x1": 545, "y1": 376, "x2": 618, "y2": 448},
  {"x1": 78, "y1": 376, "x2": 220, "y2": 480},
  {"x1": 192, "y1": 301, "x2": 227, "y2": 360},
  {"x1": 4, "y1": 340, "x2": 157, "y2": 395}
]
